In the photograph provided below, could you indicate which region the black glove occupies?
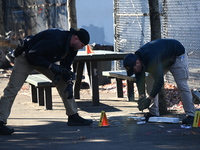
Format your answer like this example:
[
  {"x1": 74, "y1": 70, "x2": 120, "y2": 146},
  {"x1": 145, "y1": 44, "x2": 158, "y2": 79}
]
[
  {"x1": 50, "y1": 64, "x2": 66, "y2": 83},
  {"x1": 14, "y1": 45, "x2": 26, "y2": 57},
  {"x1": 64, "y1": 80, "x2": 74, "y2": 99},
  {"x1": 50, "y1": 64, "x2": 64, "y2": 75},
  {"x1": 62, "y1": 71, "x2": 74, "y2": 83},
  {"x1": 138, "y1": 97, "x2": 151, "y2": 111},
  {"x1": 14, "y1": 39, "x2": 26, "y2": 57}
]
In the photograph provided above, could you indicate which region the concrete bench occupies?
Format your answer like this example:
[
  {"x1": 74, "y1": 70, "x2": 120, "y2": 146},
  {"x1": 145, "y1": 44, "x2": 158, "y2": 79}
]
[
  {"x1": 102, "y1": 70, "x2": 148, "y2": 101},
  {"x1": 102, "y1": 70, "x2": 137, "y2": 101},
  {"x1": 26, "y1": 74, "x2": 55, "y2": 110}
]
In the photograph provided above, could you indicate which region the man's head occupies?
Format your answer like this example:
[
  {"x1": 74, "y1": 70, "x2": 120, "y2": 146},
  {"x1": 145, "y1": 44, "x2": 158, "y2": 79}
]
[
  {"x1": 123, "y1": 53, "x2": 142, "y2": 76},
  {"x1": 70, "y1": 28, "x2": 90, "y2": 50}
]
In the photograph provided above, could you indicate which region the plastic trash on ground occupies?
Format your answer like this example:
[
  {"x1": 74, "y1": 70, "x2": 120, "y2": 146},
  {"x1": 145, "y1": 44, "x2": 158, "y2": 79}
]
[{"x1": 148, "y1": 117, "x2": 179, "y2": 123}]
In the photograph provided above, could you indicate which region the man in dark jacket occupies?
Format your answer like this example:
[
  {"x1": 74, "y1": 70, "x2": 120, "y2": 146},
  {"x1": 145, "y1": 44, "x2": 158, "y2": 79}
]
[
  {"x1": 0, "y1": 28, "x2": 93, "y2": 135},
  {"x1": 123, "y1": 39, "x2": 195, "y2": 124}
]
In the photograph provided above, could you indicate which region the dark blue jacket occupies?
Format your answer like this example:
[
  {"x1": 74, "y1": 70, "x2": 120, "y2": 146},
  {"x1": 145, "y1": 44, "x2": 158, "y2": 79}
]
[
  {"x1": 135, "y1": 39, "x2": 185, "y2": 98},
  {"x1": 25, "y1": 29, "x2": 77, "y2": 70}
]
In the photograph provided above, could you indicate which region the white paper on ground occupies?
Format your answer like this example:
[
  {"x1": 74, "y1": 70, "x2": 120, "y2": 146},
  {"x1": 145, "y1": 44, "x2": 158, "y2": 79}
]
[
  {"x1": 148, "y1": 117, "x2": 179, "y2": 123},
  {"x1": 128, "y1": 117, "x2": 145, "y2": 121},
  {"x1": 137, "y1": 121, "x2": 146, "y2": 124}
]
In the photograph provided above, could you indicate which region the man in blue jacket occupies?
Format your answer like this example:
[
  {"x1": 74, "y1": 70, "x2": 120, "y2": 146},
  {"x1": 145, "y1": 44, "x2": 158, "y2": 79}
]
[
  {"x1": 0, "y1": 28, "x2": 93, "y2": 135},
  {"x1": 123, "y1": 39, "x2": 195, "y2": 124}
]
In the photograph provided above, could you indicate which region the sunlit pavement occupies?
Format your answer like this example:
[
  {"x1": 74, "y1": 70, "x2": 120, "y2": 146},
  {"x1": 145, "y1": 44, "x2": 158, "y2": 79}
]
[{"x1": 0, "y1": 77, "x2": 200, "y2": 150}]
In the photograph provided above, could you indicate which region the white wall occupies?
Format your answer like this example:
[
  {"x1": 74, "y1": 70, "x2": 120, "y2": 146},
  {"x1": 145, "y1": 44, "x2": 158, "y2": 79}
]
[{"x1": 76, "y1": 0, "x2": 114, "y2": 45}]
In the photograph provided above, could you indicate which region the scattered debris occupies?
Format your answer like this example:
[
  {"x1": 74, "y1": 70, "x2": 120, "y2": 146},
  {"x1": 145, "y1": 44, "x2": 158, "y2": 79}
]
[
  {"x1": 79, "y1": 136, "x2": 86, "y2": 140},
  {"x1": 127, "y1": 116, "x2": 146, "y2": 124},
  {"x1": 148, "y1": 117, "x2": 179, "y2": 123},
  {"x1": 192, "y1": 90, "x2": 200, "y2": 104},
  {"x1": 158, "y1": 125, "x2": 165, "y2": 128},
  {"x1": 128, "y1": 116, "x2": 145, "y2": 121},
  {"x1": 180, "y1": 124, "x2": 192, "y2": 129},
  {"x1": 101, "y1": 82, "x2": 200, "y2": 110},
  {"x1": 137, "y1": 121, "x2": 146, "y2": 124}
]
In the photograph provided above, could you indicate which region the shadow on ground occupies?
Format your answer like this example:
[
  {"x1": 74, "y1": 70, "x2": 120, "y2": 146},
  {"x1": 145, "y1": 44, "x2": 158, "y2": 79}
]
[{"x1": 1, "y1": 118, "x2": 200, "y2": 150}]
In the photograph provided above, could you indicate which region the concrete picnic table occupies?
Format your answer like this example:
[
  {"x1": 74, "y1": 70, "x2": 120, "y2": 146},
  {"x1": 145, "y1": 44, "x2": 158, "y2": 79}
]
[{"x1": 73, "y1": 50, "x2": 130, "y2": 106}]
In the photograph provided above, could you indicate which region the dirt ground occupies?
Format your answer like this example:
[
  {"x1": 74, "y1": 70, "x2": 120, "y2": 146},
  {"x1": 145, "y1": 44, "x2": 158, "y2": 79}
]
[{"x1": 1, "y1": 68, "x2": 199, "y2": 116}]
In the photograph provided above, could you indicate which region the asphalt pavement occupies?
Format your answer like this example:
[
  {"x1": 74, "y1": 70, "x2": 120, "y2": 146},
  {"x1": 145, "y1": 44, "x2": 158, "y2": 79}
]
[{"x1": 0, "y1": 73, "x2": 200, "y2": 150}]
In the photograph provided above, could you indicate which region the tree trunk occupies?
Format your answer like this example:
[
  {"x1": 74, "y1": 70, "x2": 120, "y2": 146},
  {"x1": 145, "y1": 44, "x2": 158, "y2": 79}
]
[
  {"x1": 148, "y1": 0, "x2": 161, "y2": 40},
  {"x1": 67, "y1": 0, "x2": 77, "y2": 29},
  {"x1": 148, "y1": 0, "x2": 168, "y2": 115},
  {"x1": 0, "y1": 0, "x2": 5, "y2": 35}
]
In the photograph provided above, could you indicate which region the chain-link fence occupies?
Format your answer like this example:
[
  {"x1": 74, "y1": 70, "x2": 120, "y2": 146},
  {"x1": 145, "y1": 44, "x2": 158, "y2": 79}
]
[
  {"x1": 3, "y1": 0, "x2": 68, "y2": 37},
  {"x1": 114, "y1": 0, "x2": 200, "y2": 89}
]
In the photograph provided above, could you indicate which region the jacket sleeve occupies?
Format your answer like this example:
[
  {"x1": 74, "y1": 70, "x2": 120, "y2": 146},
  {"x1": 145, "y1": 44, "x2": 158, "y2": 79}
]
[
  {"x1": 149, "y1": 63, "x2": 164, "y2": 98},
  {"x1": 26, "y1": 39, "x2": 58, "y2": 68},
  {"x1": 60, "y1": 51, "x2": 77, "y2": 81},
  {"x1": 60, "y1": 50, "x2": 77, "y2": 70},
  {"x1": 135, "y1": 71, "x2": 146, "y2": 96}
]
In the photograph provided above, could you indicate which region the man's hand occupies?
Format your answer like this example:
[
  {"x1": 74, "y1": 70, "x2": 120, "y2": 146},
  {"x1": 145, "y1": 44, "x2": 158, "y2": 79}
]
[
  {"x1": 50, "y1": 64, "x2": 64, "y2": 75},
  {"x1": 137, "y1": 97, "x2": 151, "y2": 111},
  {"x1": 50, "y1": 64, "x2": 73, "y2": 83},
  {"x1": 64, "y1": 81, "x2": 74, "y2": 99},
  {"x1": 50, "y1": 64, "x2": 64, "y2": 83}
]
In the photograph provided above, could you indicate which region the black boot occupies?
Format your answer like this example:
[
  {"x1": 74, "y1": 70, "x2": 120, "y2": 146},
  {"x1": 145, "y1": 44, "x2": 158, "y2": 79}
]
[
  {"x1": 144, "y1": 113, "x2": 157, "y2": 122},
  {"x1": 67, "y1": 113, "x2": 93, "y2": 126},
  {"x1": 182, "y1": 116, "x2": 194, "y2": 124},
  {"x1": 0, "y1": 121, "x2": 15, "y2": 135}
]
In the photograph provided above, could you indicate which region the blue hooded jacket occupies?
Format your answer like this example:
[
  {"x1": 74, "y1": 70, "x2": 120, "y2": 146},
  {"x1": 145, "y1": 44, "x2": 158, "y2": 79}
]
[{"x1": 135, "y1": 39, "x2": 185, "y2": 98}]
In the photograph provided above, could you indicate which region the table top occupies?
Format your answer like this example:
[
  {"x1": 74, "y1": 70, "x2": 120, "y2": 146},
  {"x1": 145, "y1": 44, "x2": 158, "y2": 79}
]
[
  {"x1": 102, "y1": 70, "x2": 149, "y2": 80},
  {"x1": 74, "y1": 50, "x2": 130, "y2": 62}
]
